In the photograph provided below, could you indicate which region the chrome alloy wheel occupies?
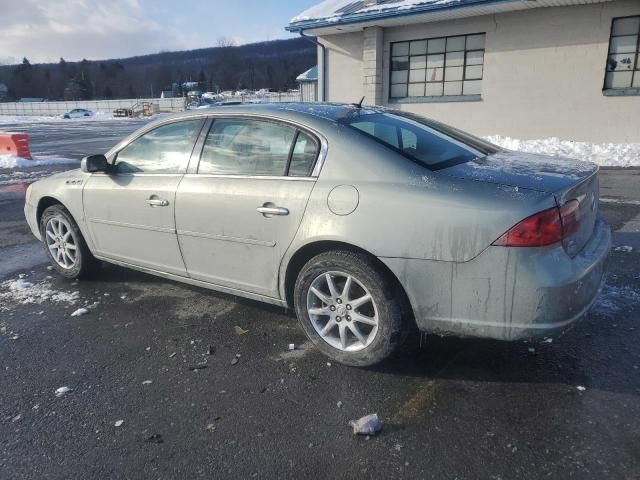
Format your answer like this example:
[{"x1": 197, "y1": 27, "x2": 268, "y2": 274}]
[
  {"x1": 306, "y1": 271, "x2": 379, "y2": 352},
  {"x1": 45, "y1": 216, "x2": 78, "y2": 269}
]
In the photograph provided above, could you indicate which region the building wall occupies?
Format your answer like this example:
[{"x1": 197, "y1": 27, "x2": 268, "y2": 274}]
[
  {"x1": 319, "y1": 0, "x2": 640, "y2": 143},
  {"x1": 300, "y1": 81, "x2": 318, "y2": 102},
  {"x1": 323, "y1": 32, "x2": 365, "y2": 103}
]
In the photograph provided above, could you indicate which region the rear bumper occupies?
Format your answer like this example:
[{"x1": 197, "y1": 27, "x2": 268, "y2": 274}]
[{"x1": 381, "y1": 219, "x2": 611, "y2": 341}]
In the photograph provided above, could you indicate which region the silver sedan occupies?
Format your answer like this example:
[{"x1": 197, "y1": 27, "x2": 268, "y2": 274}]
[{"x1": 24, "y1": 104, "x2": 611, "y2": 366}]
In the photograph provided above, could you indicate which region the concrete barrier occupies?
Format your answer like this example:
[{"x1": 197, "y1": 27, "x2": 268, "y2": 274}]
[{"x1": 0, "y1": 133, "x2": 32, "y2": 159}]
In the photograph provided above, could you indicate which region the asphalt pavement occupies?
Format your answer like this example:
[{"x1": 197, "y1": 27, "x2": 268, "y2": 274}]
[{"x1": 1, "y1": 120, "x2": 639, "y2": 479}]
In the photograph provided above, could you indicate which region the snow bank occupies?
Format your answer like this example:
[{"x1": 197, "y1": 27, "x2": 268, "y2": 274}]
[
  {"x1": 486, "y1": 136, "x2": 640, "y2": 168},
  {"x1": 0, "y1": 154, "x2": 77, "y2": 169}
]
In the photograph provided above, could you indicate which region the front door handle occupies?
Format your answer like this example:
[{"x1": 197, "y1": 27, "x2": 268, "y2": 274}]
[
  {"x1": 147, "y1": 198, "x2": 169, "y2": 207},
  {"x1": 257, "y1": 204, "x2": 289, "y2": 217}
]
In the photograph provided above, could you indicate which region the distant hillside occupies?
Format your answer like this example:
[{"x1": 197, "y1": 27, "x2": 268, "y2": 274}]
[{"x1": 0, "y1": 38, "x2": 316, "y2": 101}]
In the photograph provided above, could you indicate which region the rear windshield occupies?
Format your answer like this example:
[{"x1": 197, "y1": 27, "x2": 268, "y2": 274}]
[{"x1": 341, "y1": 111, "x2": 501, "y2": 170}]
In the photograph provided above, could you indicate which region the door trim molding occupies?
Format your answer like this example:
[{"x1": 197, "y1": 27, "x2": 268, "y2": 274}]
[
  {"x1": 89, "y1": 217, "x2": 176, "y2": 234},
  {"x1": 177, "y1": 229, "x2": 276, "y2": 247}
]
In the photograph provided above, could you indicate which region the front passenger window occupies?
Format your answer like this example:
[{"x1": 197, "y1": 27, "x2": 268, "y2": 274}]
[{"x1": 115, "y1": 120, "x2": 202, "y2": 174}]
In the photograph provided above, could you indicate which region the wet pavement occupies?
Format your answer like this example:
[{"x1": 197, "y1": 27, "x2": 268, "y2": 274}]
[{"x1": 0, "y1": 120, "x2": 639, "y2": 479}]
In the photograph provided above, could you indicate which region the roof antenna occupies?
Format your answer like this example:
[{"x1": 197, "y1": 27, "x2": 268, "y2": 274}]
[{"x1": 353, "y1": 96, "x2": 365, "y2": 108}]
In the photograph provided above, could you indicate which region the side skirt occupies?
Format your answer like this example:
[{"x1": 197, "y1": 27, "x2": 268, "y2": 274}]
[{"x1": 94, "y1": 255, "x2": 288, "y2": 308}]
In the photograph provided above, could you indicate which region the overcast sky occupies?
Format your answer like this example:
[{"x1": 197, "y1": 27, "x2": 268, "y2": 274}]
[{"x1": 0, "y1": 0, "x2": 319, "y2": 65}]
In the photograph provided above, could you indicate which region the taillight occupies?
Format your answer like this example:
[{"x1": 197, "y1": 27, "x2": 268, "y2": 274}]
[
  {"x1": 493, "y1": 199, "x2": 581, "y2": 248},
  {"x1": 559, "y1": 199, "x2": 580, "y2": 237}
]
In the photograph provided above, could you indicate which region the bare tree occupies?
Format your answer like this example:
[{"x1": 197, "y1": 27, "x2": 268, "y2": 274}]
[{"x1": 216, "y1": 37, "x2": 237, "y2": 48}]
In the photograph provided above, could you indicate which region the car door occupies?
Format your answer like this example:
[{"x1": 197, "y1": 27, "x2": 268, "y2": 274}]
[
  {"x1": 175, "y1": 117, "x2": 320, "y2": 298},
  {"x1": 83, "y1": 119, "x2": 204, "y2": 276}
]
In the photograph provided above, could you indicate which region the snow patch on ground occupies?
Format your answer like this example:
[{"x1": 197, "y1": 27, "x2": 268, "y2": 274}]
[
  {"x1": 0, "y1": 154, "x2": 77, "y2": 169},
  {"x1": 0, "y1": 169, "x2": 58, "y2": 186},
  {"x1": 592, "y1": 282, "x2": 640, "y2": 317},
  {"x1": 0, "y1": 112, "x2": 124, "y2": 124},
  {"x1": 486, "y1": 136, "x2": 640, "y2": 167},
  {"x1": 0, "y1": 278, "x2": 79, "y2": 311}
]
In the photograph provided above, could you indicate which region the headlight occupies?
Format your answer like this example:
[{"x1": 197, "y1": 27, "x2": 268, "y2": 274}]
[{"x1": 25, "y1": 184, "x2": 33, "y2": 204}]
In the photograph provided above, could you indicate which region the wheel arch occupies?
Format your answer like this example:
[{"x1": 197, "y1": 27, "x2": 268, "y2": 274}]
[
  {"x1": 282, "y1": 240, "x2": 415, "y2": 326},
  {"x1": 36, "y1": 196, "x2": 66, "y2": 231}
]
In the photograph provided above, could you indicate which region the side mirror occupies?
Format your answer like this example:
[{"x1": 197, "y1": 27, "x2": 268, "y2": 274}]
[{"x1": 81, "y1": 154, "x2": 109, "y2": 173}]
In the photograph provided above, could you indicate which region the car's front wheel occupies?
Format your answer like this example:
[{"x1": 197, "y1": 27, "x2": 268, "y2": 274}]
[
  {"x1": 40, "y1": 205, "x2": 98, "y2": 279},
  {"x1": 294, "y1": 250, "x2": 404, "y2": 367}
]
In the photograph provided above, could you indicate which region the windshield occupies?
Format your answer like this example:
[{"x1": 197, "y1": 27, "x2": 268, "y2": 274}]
[{"x1": 341, "y1": 111, "x2": 501, "y2": 170}]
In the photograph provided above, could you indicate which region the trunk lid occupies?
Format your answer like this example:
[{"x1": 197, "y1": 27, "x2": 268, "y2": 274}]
[{"x1": 439, "y1": 151, "x2": 600, "y2": 257}]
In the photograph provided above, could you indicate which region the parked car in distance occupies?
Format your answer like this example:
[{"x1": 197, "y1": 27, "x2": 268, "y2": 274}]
[
  {"x1": 62, "y1": 108, "x2": 93, "y2": 119},
  {"x1": 24, "y1": 103, "x2": 611, "y2": 366}
]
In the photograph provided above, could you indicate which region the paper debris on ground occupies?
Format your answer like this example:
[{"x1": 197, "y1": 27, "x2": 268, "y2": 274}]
[
  {"x1": 349, "y1": 413, "x2": 383, "y2": 436},
  {"x1": 70, "y1": 308, "x2": 89, "y2": 317},
  {"x1": 234, "y1": 326, "x2": 249, "y2": 335},
  {"x1": 55, "y1": 386, "x2": 73, "y2": 397}
]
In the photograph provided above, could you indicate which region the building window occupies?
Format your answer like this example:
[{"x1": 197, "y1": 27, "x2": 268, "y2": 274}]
[
  {"x1": 604, "y1": 16, "x2": 640, "y2": 92},
  {"x1": 390, "y1": 33, "x2": 485, "y2": 100}
]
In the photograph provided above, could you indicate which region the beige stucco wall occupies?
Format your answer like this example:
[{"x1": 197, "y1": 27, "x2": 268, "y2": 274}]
[
  {"x1": 322, "y1": 32, "x2": 364, "y2": 103},
  {"x1": 319, "y1": 0, "x2": 640, "y2": 143}
]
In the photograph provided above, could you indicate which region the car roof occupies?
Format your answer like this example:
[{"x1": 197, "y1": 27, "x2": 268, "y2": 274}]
[{"x1": 166, "y1": 102, "x2": 390, "y2": 125}]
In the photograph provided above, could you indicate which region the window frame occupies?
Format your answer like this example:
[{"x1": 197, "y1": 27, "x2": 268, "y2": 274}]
[
  {"x1": 110, "y1": 118, "x2": 206, "y2": 176},
  {"x1": 388, "y1": 32, "x2": 486, "y2": 102},
  {"x1": 602, "y1": 14, "x2": 640, "y2": 96},
  {"x1": 193, "y1": 116, "x2": 322, "y2": 179}
]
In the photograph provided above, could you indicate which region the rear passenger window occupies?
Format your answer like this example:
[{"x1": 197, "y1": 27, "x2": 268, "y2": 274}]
[
  {"x1": 199, "y1": 119, "x2": 296, "y2": 176},
  {"x1": 288, "y1": 132, "x2": 318, "y2": 177}
]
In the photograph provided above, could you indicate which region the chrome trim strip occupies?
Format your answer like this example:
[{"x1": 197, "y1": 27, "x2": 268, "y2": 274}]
[
  {"x1": 182, "y1": 174, "x2": 314, "y2": 182},
  {"x1": 88, "y1": 218, "x2": 175, "y2": 234},
  {"x1": 91, "y1": 173, "x2": 185, "y2": 178},
  {"x1": 177, "y1": 229, "x2": 276, "y2": 247}
]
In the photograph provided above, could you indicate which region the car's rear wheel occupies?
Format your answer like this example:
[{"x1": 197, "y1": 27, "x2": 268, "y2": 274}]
[
  {"x1": 294, "y1": 250, "x2": 404, "y2": 367},
  {"x1": 40, "y1": 205, "x2": 98, "y2": 279}
]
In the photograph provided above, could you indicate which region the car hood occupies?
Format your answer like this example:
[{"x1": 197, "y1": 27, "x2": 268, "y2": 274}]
[{"x1": 437, "y1": 150, "x2": 598, "y2": 193}]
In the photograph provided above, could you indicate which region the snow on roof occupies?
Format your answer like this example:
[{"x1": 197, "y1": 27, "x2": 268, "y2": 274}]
[
  {"x1": 290, "y1": 0, "x2": 470, "y2": 26},
  {"x1": 296, "y1": 66, "x2": 318, "y2": 82},
  {"x1": 287, "y1": 0, "x2": 611, "y2": 30}
]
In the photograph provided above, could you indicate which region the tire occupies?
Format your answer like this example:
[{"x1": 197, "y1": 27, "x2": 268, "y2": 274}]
[
  {"x1": 294, "y1": 250, "x2": 405, "y2": 367},
  {"x1": 40, "y1": 204, "x2": 98, "y2": 279}
]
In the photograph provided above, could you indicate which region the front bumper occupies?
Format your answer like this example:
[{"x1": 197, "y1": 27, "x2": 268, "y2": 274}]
[
  {"x1": 381, "y1": 219, "x2": 611, "y2": 341},
  {"x1": 24, "y1": 201, "x2": 42, "y2": 241}
]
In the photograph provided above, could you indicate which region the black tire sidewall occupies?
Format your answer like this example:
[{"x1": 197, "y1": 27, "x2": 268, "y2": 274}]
[
  {"x1": 294, "y1": 251, "x2": 403, "y2": 367},
  {"x1": 40, "y1": 205, "x2": 94, "y2": 279}
]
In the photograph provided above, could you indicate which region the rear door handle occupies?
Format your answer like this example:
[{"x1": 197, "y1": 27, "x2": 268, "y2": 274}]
[
  {"x1": 257, "y1": 205, "x2": 289, "y2": 216},
  {"x1": 147, "y1": 198, "x2": 169, "y2": 207}
]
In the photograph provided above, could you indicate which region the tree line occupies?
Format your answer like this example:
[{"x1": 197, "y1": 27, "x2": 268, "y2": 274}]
[{"x1": 0, "y1": 38, "x2": 316, "y2": 101}]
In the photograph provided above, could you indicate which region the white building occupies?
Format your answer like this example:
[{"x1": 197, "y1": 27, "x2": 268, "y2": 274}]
[
  {"x1": 287, "y1": 0, "x2": 640, "y2": 143},
  {"x1": 296, "y1": 65, "x2": 319, "y2": 102}
]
